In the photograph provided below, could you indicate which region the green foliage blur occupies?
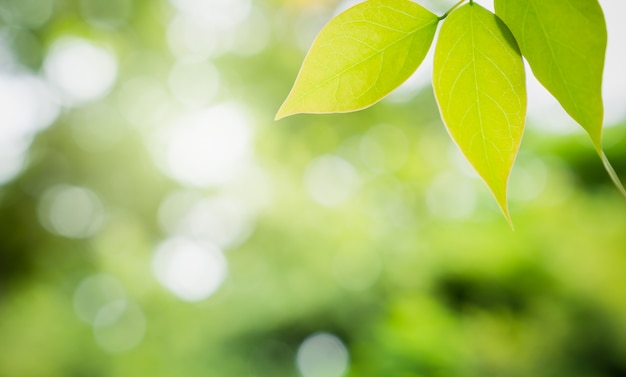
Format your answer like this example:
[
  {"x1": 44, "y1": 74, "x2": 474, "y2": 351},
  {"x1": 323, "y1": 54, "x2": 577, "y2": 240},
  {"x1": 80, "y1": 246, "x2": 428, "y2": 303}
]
[{"x1": 1, "y1": 0, "x2": 626, "y2": 376}]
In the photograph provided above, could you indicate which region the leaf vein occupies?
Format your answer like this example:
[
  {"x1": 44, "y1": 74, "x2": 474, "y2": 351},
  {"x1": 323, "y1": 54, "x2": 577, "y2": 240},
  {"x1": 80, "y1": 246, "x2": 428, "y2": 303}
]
[{"x1": 291, "y1": 19, "x2": 437, "y2": 103}]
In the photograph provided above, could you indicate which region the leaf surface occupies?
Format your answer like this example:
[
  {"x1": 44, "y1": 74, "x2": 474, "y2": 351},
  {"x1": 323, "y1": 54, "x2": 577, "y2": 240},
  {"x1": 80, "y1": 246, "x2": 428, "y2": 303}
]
[
  {"x1": 433, "y1": 3, "x2": 526, "y2": 221},
  {"x1": 276, "y1": 0, "x2": 439, "y2": 119},
  {"x1": 495, "y1": 0, "x2": 607, "y2": 148}
]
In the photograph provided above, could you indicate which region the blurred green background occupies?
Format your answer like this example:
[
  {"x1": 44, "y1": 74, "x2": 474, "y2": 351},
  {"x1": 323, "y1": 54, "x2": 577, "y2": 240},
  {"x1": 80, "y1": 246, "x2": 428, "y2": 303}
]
[{"x1": 1, "y1": 0, "x2": 626, "y2": 376}]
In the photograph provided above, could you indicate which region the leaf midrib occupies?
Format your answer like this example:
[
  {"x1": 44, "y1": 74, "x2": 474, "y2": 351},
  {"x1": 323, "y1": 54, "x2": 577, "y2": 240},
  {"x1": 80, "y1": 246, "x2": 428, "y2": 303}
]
[{"x1": 469, "y1": 7, "x2": 495, "y2": 192}]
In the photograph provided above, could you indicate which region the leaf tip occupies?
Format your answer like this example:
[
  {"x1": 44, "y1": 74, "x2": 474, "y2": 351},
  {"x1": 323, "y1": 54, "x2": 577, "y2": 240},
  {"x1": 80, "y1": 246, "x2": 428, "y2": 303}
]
[
  {"x1": 274, "y1": 111, "x2": 286, "y2": 121},
  {"x1": 502, "y1": 206, "x2": 514, "y2": 230},
  {"x1": 274, "y1": 102, "x2": 295, "y2": 121},
  {"x1": 491, "y1": 186, "x2": 514, "y2": 229}
]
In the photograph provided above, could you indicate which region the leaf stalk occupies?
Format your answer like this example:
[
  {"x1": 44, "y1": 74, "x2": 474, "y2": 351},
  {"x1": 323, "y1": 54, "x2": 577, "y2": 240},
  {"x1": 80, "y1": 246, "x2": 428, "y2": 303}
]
[
  {"x1": 439, "y1": 0, "x2": 467, "y2": 20},
  {"x1": 598, "y1": 150, "x2": 626, "y2": 198}
]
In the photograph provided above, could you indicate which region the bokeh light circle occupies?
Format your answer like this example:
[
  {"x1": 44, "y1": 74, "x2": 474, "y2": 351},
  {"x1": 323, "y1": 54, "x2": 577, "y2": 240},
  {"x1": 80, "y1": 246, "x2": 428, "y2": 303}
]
[
  {"x1": 155, "y1": 103, "x2": 253, "y2": 188},
  {"x1": 296, "y1": 332, "x2": 350, "y2": 377},
  {"x1": 304, "y1": 155, "x2": 360, "y2": 207},
  {"x1": 158, "y1": 190, "x2": 255, "y2": 250},
  {"x1": 152, "y1": 237, "x2": 228, "y2": 301},
  {"x1": 44, "y1": 37, "x2": 118, "y2": 105},
  {"x1": 38, "y1": 184, "x2": 105, "y2": 238},
  {"x1": 93, "y1": 299, "x2": 147, "y2": 354},
  {"x1": 73, "y1": 274, "x2": 126, "y2": 325}
]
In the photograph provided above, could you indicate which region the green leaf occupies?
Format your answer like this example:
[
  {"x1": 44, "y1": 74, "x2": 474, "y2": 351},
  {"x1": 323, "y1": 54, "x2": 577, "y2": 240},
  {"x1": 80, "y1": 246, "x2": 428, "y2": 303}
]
[
  {"x1": 433, "y1": 3, "x2": 526, "y2": 222},
  {"x1": 275, "y1": 0, "x2": 439, "y2": 120},
  {"x1": 495, "y1": 0, "x2": 607, "y2": 148}
]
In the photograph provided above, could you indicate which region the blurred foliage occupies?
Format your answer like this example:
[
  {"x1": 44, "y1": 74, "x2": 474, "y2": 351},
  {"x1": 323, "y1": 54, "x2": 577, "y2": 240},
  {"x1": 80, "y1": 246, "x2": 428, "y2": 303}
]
[{"x1": 1, "y1": 0, "x2": 626, "y2": 377}]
